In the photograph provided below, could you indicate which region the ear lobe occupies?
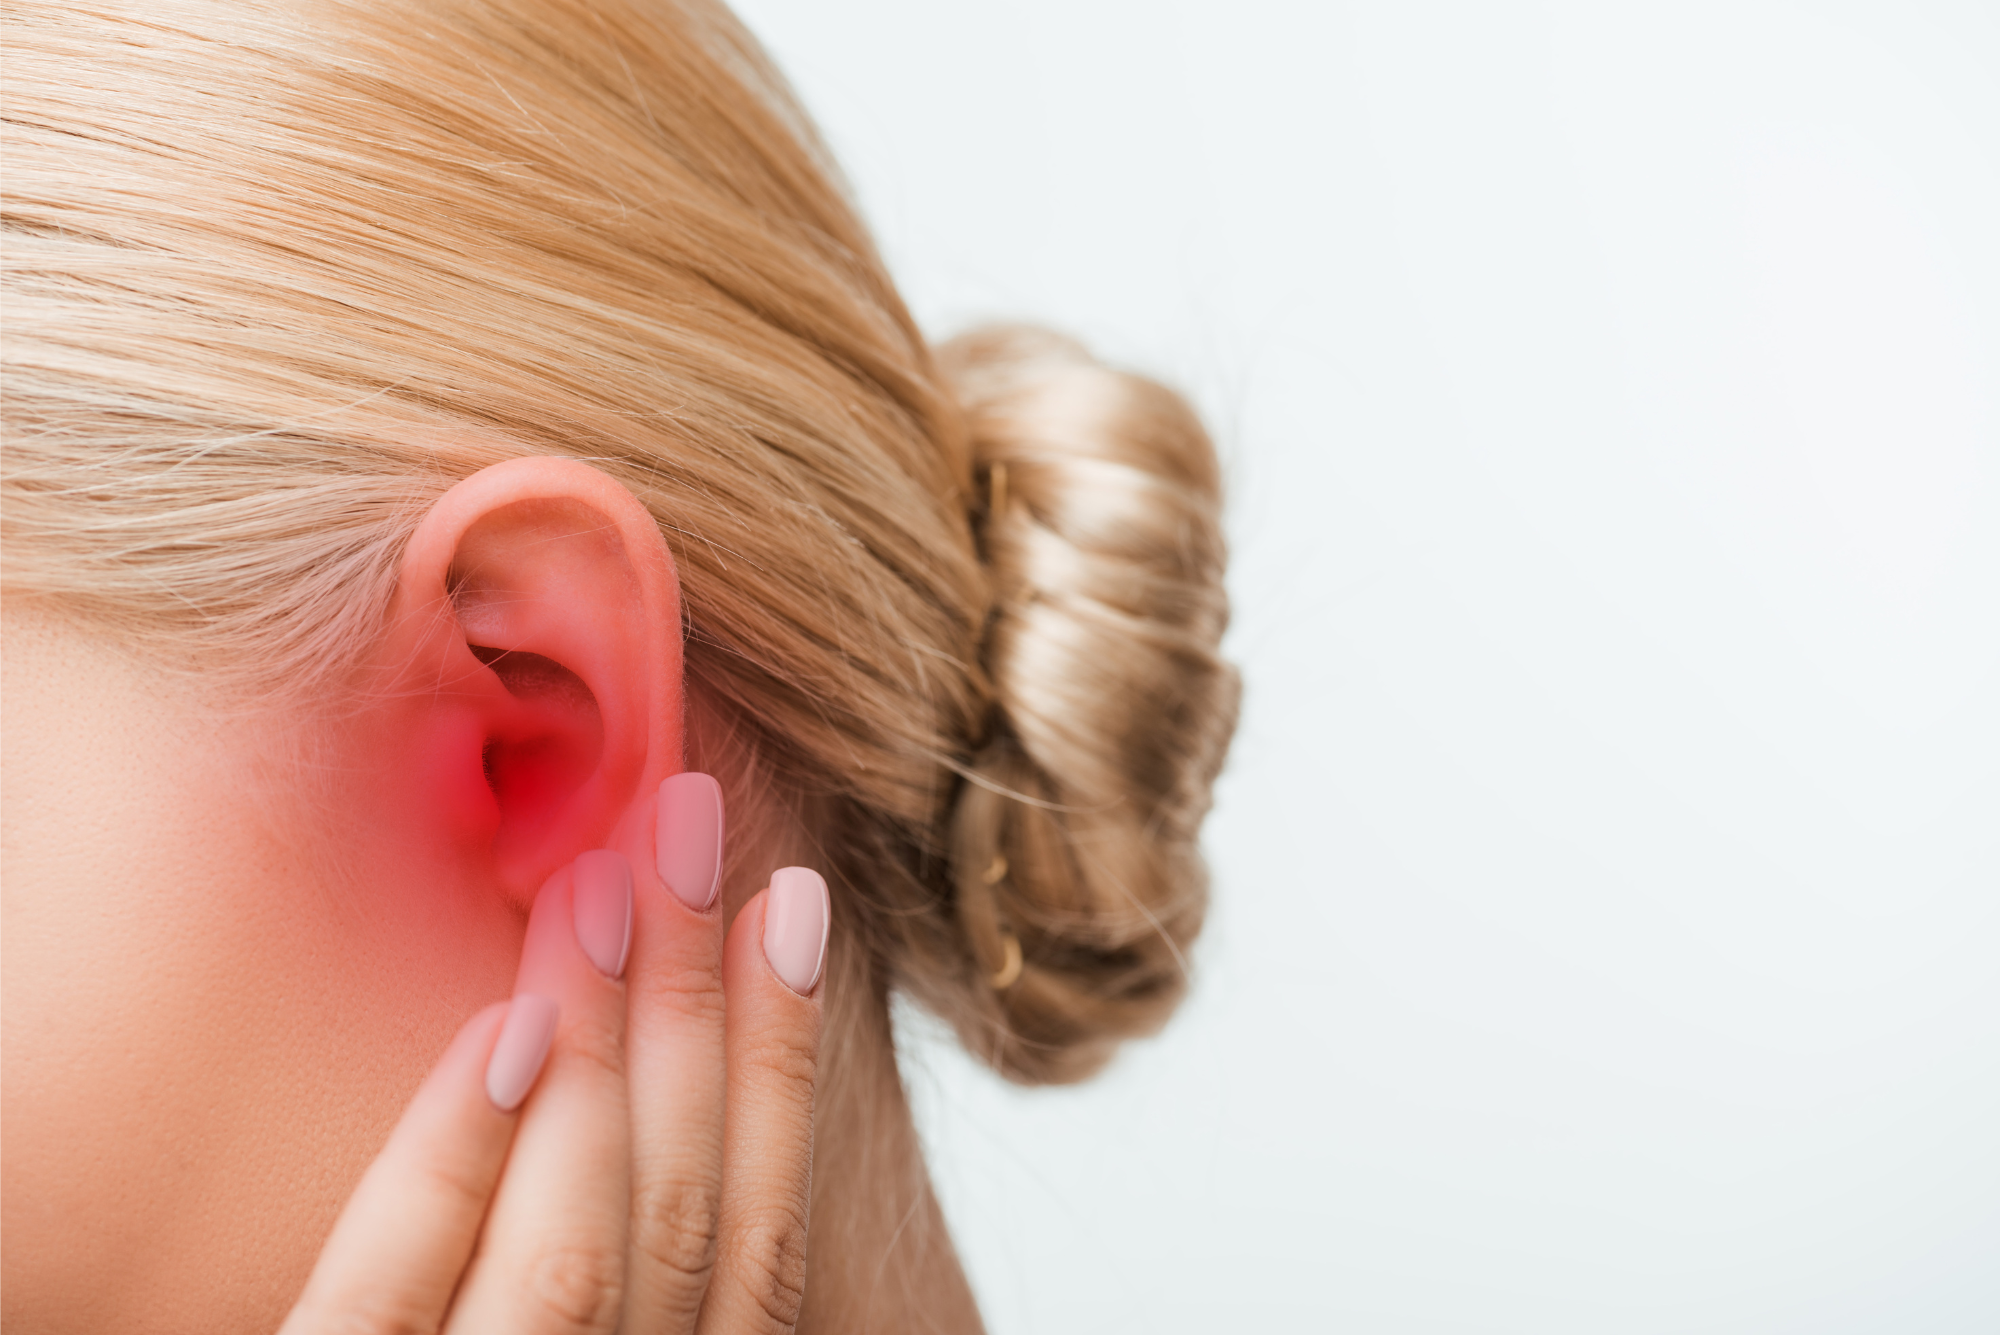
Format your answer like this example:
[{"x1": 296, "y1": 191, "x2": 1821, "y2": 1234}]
[{"x1": 383, "y1": 458, "x2": 684, "y2": 905}]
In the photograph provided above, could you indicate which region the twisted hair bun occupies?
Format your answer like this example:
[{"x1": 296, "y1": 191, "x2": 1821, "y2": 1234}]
[{"x1": 924, "y1": 326, "x2": 1240, "y2": 1084}]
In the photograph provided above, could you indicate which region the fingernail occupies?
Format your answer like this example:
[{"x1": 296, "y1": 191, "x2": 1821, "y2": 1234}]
[
  {"x1": 763, "y1": 866, "x2": 830, "y2": 996},
  {"x1": 572, "y1": 850, "x2": 633, "y2": 978},
  {"x1": 656, "y1": 772, "x2": 724, "y2": 911},
  {"x1": 486, "y1": 994, "x2": 559, "y2": 1112}
]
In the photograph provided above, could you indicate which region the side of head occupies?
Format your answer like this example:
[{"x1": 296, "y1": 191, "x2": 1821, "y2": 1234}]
[{"x1": 3, "y1": 0, "x2": 1237, "y2": 1322}]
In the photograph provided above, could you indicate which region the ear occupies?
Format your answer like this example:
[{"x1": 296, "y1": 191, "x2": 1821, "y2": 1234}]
[{"x1": 377, "y1": 456, "x2": 683, "y2": 907}]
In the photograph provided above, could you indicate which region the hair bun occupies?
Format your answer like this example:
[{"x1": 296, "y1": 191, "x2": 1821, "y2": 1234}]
[{"x1": 933, "y1": 325, "x2": 1239, "y2": 1084}]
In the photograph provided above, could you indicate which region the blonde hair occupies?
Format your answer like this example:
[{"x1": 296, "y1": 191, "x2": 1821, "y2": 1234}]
[{"x1": 1, "y1": 0, "x2": 1237, "y2": 1083}]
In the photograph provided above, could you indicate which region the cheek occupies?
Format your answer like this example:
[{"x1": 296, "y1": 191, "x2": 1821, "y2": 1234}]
[{"x1": 1, "y1": 708, "x2": 522, "y2": 1331}]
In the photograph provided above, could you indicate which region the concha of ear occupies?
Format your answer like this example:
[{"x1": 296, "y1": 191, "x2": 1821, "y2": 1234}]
[{"x1": 935, "y1": 325, "x2": 1240, "y2": 1086}]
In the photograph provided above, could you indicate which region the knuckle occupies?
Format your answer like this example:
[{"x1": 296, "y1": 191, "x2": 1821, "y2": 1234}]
[
  {"x1": 289, "y1": 1296, "x2": 435, "y2": 1335},
  {"x1": 739, "y1": 1015, "x2": 819, "y2": 1094},
  {"x1": 410, "y1": 1147, "x2": 494, "y2": 1222},
  {"x1": 725, "y1": 1206, "x2": 809, "y2": 1331},
  {"x1": 634, "y1": 961, "x2": 728, "y2": 1027},
  {"x1": 521, "y1": 1243, "x2": 624, "y2": 1333},
  {"x1": 631, "y1": 1172, "x2": 722, "y2": 1283},
  {"x1": 559, "y1": 1012, "x2": 627, "y2": 1085}
]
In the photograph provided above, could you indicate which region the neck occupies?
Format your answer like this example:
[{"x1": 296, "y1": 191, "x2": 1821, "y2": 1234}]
[{"x1": 800, "y1": 930, "x2": 984, "y2": 1334}]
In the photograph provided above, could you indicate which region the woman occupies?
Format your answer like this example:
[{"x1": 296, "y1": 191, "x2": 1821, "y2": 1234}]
[{"x1": 0, "y1": 0, "x2": 1238, "y2": 1329}]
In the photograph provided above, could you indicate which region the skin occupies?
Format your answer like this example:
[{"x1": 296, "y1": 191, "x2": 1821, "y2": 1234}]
[{"x1": 0, "y1": 458, "x2": 982, "y2": 1332}]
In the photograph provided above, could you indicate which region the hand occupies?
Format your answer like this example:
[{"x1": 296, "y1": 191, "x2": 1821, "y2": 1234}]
[{"x1": 279, "y1": 774, "x2": 831, "y2": 1334}]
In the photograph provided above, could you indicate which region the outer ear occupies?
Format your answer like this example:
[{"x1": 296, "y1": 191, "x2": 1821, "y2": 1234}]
[{"x1": 378, "y1": 457, "x2": 682, "y2": 906}]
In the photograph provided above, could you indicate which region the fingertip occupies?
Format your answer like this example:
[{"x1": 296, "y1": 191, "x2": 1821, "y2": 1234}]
[
  {"x1": 573, "y1": 849, "x2": 634, "y2": 978},
  {"x1": 762, "y1": 866, "x2": 830, "y2": 997},
  {"x1": 417, "y1": 1001, "x2": 512, "y2": 1096},
  {"x1": 458, "y1": 1000, "x2": 513, "y2": 1063},
  {"x1": 484, "y1": 994, "x2": 559, "y2": 1113},
  {"x1": 657, "y1": 771, "x2": 724, "y2": 912}
]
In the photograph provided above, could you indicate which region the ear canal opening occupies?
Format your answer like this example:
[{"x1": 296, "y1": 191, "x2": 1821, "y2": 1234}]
[{"x1": 467, "y1": 645, "x2": 605, "y2": 853}]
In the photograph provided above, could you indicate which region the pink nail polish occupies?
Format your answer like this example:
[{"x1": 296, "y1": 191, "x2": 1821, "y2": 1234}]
[
  {"x1": 572, "y1": 850, "x2": 633, "y2": 979},
  {"x1": 485, "y1": 994, "x2": 559, "y2": 1112},
  {"x1": 656, "y1": 772, "x2": 724, "y2": 912},
  {"x1": 763, "y1": 866, "x2": 830, "y2": 996}
]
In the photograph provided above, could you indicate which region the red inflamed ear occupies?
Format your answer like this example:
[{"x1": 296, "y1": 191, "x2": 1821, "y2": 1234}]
[{"x1": 371, "y1": 457, "x2": 685, "y2": 908}]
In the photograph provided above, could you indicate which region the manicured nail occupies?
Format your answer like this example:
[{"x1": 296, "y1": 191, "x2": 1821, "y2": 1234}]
[
  {"x1": 485, "y1": 994, "x2": 559, "y2": 1112},
  {"x1": 656, "y1": 772, "x2": 724, "y2": 911},
  {"x1": 572, "y1": 850, "x2": 633, "y2": 979},
  {"x1": 763, "y1": 866, "x2": 830, "y2": 996}
]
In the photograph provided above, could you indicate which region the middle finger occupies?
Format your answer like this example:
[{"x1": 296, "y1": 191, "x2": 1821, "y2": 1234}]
[{"x1": 619, "y1": 772, "x2": 730, "y2": 1328}]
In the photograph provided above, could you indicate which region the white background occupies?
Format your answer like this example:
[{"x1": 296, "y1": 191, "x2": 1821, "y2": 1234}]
[{"x1": 731, "y1": 3, "x2": 1999, "y2": 1330}]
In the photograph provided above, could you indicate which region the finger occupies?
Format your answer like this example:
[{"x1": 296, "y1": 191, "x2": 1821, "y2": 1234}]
[
  {"x1": 698, "y1": 867, "x2": 829, "y2": 1335},
  {"x1": 279, "y1": 997, "x2": 553, "y2": 1335},
  {"x1": 446, "y1": 853, "x2": 635, "y2": 1335},
  {"x1": 618, "y1": 772, "x2": 730, "y2": 1329}
]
